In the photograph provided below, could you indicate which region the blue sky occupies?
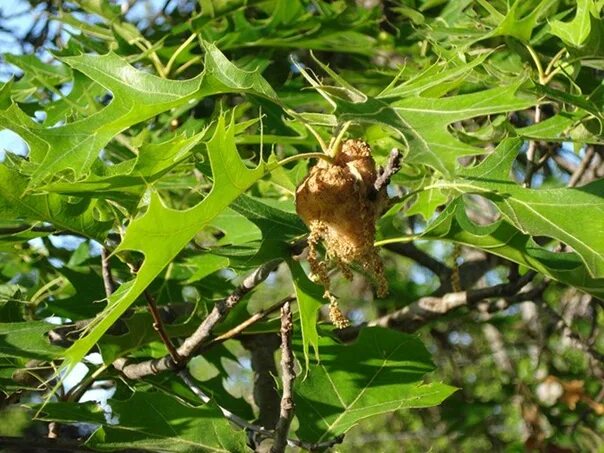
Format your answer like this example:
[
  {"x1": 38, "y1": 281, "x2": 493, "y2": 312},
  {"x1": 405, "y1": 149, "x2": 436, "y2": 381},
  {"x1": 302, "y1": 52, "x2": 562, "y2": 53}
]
[{"x1": 0, "y1": 0, "x2": 37, "y2": 158}]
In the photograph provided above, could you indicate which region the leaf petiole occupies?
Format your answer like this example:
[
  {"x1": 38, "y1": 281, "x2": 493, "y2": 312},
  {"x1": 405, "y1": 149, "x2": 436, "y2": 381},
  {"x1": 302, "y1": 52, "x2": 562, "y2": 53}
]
[{"x1": 374, "y1": 235, "x2": 423, "y2": 247}]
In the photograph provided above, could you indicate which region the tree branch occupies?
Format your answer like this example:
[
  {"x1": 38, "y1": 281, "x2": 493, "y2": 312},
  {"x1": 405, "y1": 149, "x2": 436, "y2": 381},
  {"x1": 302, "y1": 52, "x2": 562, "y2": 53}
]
[
  {"x1": 272, "y1": 301, "x2": 296, "y2": 453},
  {"x1": 374, "y1": 148, "x2": 402, "y2": 193},
  {"x1": 178, "y1": 259, "x2": 282, "y2": 358},
  {"x1": 384, "y1": 242, "x2": 451, "y2": 281},
  {"x1": 384, "y1": 243, "x2": 499, "y2": 295},
  {"x1": 205, "y1": 296, "x2": 295, "y2": 349},
  {"x1": 338, "y1": 272, "x2": 538, "y2": 340},
  {"x1": 114, "y1": 259, "x2": 282, "y2": 379},
  {"x1": 242, "y1": 333, "x2": 281, "y2": 434},
  {"x1": 0, "y1": 436, "x2": 146, "y2": 453},
  {"x1": 374, "y1": 271, "x2": 537, "y2": 330},
  {"x1": 568, "y1": 145, "x2": 595, "y2": 187}
]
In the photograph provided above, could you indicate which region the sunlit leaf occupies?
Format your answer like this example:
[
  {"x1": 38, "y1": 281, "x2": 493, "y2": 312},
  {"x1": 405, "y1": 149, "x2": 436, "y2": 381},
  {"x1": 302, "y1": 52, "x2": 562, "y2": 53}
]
[
  {"x1": 63, "y1": 116, "x2": 266, "y2": 370},
  {"x1": 549, "y1": 0, "x2": 601, "y2": 47}
]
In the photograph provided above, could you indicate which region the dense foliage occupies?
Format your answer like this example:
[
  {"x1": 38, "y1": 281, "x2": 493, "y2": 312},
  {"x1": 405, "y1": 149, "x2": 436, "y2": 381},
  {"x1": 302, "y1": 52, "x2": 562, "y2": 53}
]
[{"x1": 0, "y1": 0, "x2": 603, "y2": 451}]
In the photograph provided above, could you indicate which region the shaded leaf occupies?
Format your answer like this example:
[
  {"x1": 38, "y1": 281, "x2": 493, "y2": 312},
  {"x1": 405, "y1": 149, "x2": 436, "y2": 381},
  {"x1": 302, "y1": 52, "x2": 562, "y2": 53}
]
[
  {"x1": 0, "y1": 164, "x2": 110, "y2": 240},
  {"x1": 0, "y1": 322, "x2": 63, "y2": 360},
  {"x1": 294, "y1": 327, "x2": 456, "y2": 443},
  {"x1": 423, "y1": 198, "x2": 604, "y2": 298},
  {"x1": 456, "y1": 138, "x2": 604, "y2": 279},
  {"x1": 37, "y1": 392, "x2": 247, "y2": 453}
]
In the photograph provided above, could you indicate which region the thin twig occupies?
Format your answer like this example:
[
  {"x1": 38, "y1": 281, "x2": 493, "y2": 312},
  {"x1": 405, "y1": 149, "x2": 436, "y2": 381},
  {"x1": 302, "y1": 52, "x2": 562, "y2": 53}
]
[
  {"x1": 100, "y1": 247, "x2": 116, "y2": 296},
  {"x1": 114, "y1": 260, "x2": 282, "y2": 379},
  {"x1": 374, "y1": 148, "x2": 402, "y2": 193},
  {"x1": 205, "y1": 296, "x2": 295, "y2": 349},
  {"x1": 568, "y1": 145, "x2": 595, "y2": 187},
  {"x1": 272, "y1": 301, "x2": 296, "y2": 453},
  {"x1": 144, "y1": 290, "x2": 181, "y2": 363},
  {"x1": 338, "y1": 271, "x2": 538, "y2": 340}
]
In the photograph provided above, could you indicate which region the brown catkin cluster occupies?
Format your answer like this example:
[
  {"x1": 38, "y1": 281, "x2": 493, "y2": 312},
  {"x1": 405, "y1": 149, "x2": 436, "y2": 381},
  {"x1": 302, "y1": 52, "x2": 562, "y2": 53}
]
[{"x1": 295, "y1": 139, "x2": 389, "y2": 328}]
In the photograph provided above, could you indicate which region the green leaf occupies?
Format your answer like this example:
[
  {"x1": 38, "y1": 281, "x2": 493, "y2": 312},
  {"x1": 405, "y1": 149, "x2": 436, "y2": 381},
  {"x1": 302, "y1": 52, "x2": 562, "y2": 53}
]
[
  {"x1": 11, "y1": 52, "x2": 201, "y2": 187},
  {"x1": 40, "y1": 131, "x2": 206, "y2": 196},
  {"x1": 423, "y1": 198, "x2": 604, "y2": 298},
  {"x1": 476, "y1": 0, "x2": 554, "y2": 42},
  {"x1": 210, "y1": 208, "x2": 262, "y2": 246},
  {"x1": 230, "y1": 194, "x2": 306, "y2": 241},
  {"x1": 43, "y1": 266, "x2": 108, "y2": 319},
  {"x1": 0, "y1": 164, "x2": 110, "y2": 240},
  {"x1": 519, "y1": 112, "x2": 588, "y2": 141},
  {"x1": 0, "y1": 322, "x2": 63, "y2": 360},
  {"x1": 98, "y1": 309, "x2": 195, "y2": 364},
  {"x1": 286, "y1": 260, "x2": 324, "y2": 372},
  {"x1": 0, "y1": 42, "x2": 276, "y2": 188},
  {"x1": 197, "y1": 1, "x2": 379, "y2": 55},
  {"x1": 5, "y1": 54, "x2": 71, "y2": 95},
  {"x1": 182, "y1": 253, "x2": 231, "y2": 284},
  {"x1": 385, "y1": 138, "x2": 604, "y2": 295},
  {"x1": 45, "y1": 72, "x2": 105, "y2": 125},
  {"x1": 377, "y1": 52, "x2": 490, "y2": 99},
  {"x1": 294, "y1": 327, "x2": 457, "y2": 443},
  {"x1": 74, "y1": 0, "x2": 121, "y2": 21},
  {"x1": 337, "y1": 81, "x2": 536, "y2": 176},
  {"x1": 209, "y1": 195, "x2": 308, "y2": 271},
  {"x1": 454, "y1": 138, "x2": 604, "y2": 279},
  {"x1": 57, "y1": 11, "x2": 114, "y2": 41},
  {"x1": 62, "y1": 116, "x2": 266, "y2": 371},
  {"x1": 405, "y1": 179, "x2": 449, "y2": 220},
  {"x1": 549, "y1": 0, "x2": 600, "y2": 47},
  {"x1": 36, "y1": 392, "x2": 248, "y2": 453}
]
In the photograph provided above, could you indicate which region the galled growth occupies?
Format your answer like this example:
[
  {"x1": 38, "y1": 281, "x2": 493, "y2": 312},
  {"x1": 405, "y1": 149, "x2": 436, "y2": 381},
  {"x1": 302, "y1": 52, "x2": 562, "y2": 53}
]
[{"x1": 295, "y1": 139, "x2": 391, "y2": 328}]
